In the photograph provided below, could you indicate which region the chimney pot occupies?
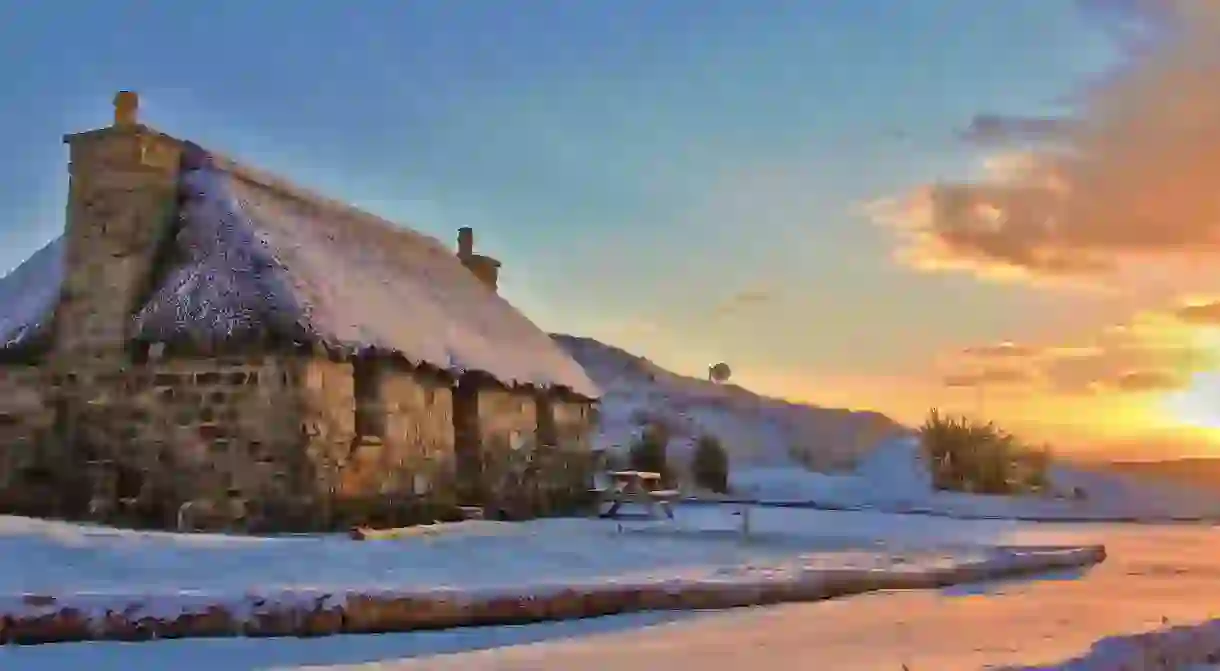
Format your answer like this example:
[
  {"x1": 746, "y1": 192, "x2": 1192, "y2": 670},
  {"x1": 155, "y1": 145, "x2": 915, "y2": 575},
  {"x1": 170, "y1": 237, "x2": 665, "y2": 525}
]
[
  {"x1": 113, "y1": 91, "x2": 140, "y2": 127},
  {"x1": 457, "y1": 227, "x2": 474, "y2": 259}
]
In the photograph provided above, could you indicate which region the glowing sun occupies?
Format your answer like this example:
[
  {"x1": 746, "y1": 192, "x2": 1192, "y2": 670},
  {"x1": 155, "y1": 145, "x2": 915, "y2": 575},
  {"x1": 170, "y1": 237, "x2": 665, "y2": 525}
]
[{"x1": 1162, "y1": 371, "x2": 1220, "y2": 431}]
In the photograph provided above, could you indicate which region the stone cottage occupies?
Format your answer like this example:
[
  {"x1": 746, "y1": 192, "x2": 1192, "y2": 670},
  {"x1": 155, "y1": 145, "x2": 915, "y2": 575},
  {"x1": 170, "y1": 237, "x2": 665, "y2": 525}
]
[{"x1": 0, "y1": 92, "x2": 600, "y2": 529}]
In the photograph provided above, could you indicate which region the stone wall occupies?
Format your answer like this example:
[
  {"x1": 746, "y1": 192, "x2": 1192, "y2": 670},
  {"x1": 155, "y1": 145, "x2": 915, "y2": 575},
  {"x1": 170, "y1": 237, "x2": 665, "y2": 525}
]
[
  {"x1": 552, "y1": 396, "x2": 596, "y2": 451},
  {"x1": 476, "y1": 385, "x2": 536, "y2": 454},
  {"x1": 118, "y1": 355, "x2": 302, "y2": 505},
  {"x1": 299, "y1": 357, "x2": 456, "y2": 506},
  {"x1": 379, "y1": 362, "x2": 455, "y2": 497},
  {"x1": 0, "y1": 365, "x2": 51, "y2": 487},
  {"x1": 472, "y1": 385, "x2": 537, "y2": 501}
]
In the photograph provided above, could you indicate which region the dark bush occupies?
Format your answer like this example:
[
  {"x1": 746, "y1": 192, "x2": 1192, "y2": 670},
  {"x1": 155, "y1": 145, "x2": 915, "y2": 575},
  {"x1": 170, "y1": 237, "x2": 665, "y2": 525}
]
[
  {"x1": 485, "y1": 441, "x2": 597, "y2": 520},
  {"x1": 691, "y1": 434, "x2": 729, "y2": 493},
  {"x1": 628, "y1": 421, "x2": 671, "y2": 482},
  {"x1": 920, "y1": 408, "x2": 1052, "y2": 495}
]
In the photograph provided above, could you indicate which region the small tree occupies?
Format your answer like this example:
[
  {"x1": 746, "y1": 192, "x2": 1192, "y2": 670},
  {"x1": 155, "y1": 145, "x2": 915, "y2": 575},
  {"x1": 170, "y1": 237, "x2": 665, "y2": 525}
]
[
  {"x1": 629, "y1": 421, "x2": 671, "y2": 482},
  {"x1": 692, "y1": 434, "x2": 729, "y2": 494}
]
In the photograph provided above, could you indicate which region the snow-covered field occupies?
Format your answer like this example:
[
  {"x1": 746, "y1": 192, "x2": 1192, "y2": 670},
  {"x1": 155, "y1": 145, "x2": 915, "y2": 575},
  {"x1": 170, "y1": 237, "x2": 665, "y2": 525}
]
[
  {"x1": 0, "y1": 505, "x2": 1107, "y2": 653},
  {"x1": 0, "y1": 505, "x2": 1085, "y2": 615},
  {"x1": 729, "y1": 439, "x2": 1220, "y2": 521},
  {"x1": 0, "y1": 506, "x2": 1111, "y2": 670}
]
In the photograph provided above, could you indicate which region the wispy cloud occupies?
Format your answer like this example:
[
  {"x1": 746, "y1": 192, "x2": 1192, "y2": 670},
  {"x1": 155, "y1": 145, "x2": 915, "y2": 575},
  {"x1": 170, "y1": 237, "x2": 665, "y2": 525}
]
[
  {"x1": 1173, "y1": 299, "x2": 1220, "y2": 325},
  {"x1": 960, "y1": 341, "x2": 1042, "y2": 359},
  {"x1": 958, "y1": 114, "x2": 1077, "y2": 146},
  {"x1": 1108, "y1": 368, "x2": 1185, "y2": 393},
  {"x1": 944, "y1": 367, "x2": 1033, "y2": 388},
  {"x1": 709, "y1": 285, "x2": 776, "y2": 318}
]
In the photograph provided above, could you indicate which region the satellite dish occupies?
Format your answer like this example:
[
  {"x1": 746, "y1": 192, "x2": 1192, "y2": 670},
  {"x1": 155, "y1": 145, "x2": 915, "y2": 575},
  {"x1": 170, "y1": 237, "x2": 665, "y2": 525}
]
[{"x1": 708, "y1": 362, "x2": 732, "y2": 384}]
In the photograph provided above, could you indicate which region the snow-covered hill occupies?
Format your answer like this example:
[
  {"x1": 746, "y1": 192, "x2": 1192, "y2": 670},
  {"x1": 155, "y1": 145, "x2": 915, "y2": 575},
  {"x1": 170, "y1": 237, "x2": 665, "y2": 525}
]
[{"x1": 551, "y1": 334, "x2": 911, "y2": 473}]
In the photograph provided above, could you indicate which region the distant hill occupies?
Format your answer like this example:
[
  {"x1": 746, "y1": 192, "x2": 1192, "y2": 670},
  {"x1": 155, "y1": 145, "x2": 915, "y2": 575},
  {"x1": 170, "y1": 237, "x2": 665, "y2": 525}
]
[
  {"x1": 550, "y1": 334, "x2": 911, "y2": 473},
  {"x1": 1101, "y1": 458, "x2": 1220, "y2": 492}
]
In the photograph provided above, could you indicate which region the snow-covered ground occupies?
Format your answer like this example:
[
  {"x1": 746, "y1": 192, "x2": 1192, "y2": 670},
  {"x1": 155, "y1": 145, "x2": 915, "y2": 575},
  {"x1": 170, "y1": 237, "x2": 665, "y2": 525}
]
[
  {"x1": 555, "y1": 333, "x2": 1220, "y2": 522},
  {"x1": 729, "y1": 437, "x2": 1220, "y2": 521},
  {"x1": 0, "y1": 507, "x2": 1111, "y2": 670},
  {"x1": 0, "y1": 505, "x2": 1083, "y2": 614},
  {"x1": 8, "y1": 515, "x2": 1216, "y2": 671}
]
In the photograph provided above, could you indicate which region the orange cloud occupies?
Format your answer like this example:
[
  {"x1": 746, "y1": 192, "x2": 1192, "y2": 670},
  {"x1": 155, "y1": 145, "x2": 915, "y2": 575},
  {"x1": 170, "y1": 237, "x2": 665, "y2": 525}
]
[
  {"x1": 943, "y1": 368, "x2": 1032, "y2": 388},
  {"x1": 1109, "y1": 369, "x2": 1185, "y2": 392},
  {"x1": 945, "y1": 306, "x2": 1220, "y2": 397},
  {"x1": 960, "y1": 341, "x2": 1041, "y2": 359},
  {"x1": 1174, "y1": 299, "x2": 1220, "y2": 325},
  {"x1": 870, "y1": 1, "x2": 1220, "y2": 283}
]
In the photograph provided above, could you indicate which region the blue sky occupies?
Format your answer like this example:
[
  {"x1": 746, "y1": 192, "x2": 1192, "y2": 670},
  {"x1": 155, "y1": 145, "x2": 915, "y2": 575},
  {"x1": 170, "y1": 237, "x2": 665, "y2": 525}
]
[{"x1": 0, "y1": 1, "x2": 1127, "y2": 423}]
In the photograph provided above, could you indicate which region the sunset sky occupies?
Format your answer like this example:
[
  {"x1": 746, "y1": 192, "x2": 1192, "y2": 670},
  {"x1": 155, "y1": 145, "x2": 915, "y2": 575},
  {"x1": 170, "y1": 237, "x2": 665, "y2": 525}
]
[{"x1": 0, "y1": 1, "x2": 1218, "y2": 459}]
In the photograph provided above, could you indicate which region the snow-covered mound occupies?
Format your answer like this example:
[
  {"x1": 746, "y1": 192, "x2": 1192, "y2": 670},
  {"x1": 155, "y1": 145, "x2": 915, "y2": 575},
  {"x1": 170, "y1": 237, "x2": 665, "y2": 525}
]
[
  {"x1": 732, "y1": 436, "x2": 1220, "y2": 521},
  {"x1": 730, "y1": 436, "x2": 935, "y2": 507},
  {"x1": 551, "y1": 334, "x2": 910, "y2": 472}
]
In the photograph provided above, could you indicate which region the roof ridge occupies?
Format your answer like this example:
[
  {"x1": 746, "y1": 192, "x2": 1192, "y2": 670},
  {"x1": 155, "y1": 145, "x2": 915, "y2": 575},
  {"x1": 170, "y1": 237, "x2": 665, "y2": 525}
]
[{"x1": 194, "y1": 147, "x2": 454, "y2": 258}]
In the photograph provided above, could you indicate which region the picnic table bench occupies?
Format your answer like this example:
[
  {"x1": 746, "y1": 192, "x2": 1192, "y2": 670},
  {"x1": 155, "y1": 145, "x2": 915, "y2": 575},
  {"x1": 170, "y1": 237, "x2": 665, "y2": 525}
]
[{"x1": 593, "y1": 470, "x2": 678, "y2": 519}]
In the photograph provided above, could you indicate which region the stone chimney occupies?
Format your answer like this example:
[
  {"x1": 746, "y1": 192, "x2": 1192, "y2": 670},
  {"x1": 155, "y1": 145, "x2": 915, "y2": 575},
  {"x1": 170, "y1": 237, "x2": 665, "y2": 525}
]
[
  {"x1": 56, "y1": 91, "x2": 183, "y2": 364},
  {"x1": 455, "y1": 227, "x2": 501, "y2": 292},
  {"x1": 113, "y1": 91, "x2": 140, "y2": 127},
  {"x1": 457, "y1": 227, "x2": 474, "y2": 261}
]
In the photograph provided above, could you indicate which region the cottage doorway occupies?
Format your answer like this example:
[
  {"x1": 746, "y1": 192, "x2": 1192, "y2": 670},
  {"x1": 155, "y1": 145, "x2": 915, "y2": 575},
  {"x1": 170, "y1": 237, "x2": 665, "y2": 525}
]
[{"x1": 452, "y1": 375, "x2": 484, "y2": 504}]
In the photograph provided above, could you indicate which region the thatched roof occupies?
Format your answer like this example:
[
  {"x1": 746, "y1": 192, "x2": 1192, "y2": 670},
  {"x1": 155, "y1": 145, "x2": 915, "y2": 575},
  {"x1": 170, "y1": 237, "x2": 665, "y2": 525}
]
[
  {"x1": 0, "y1": 142, "x2": 599, "y2": 399},
  {"x1": 0, "y1": 237, "x2": 62, "y2": 350}
]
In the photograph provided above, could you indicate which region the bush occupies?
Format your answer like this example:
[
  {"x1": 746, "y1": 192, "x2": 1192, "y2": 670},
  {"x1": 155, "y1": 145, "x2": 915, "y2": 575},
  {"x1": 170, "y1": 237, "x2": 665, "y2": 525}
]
[
  {"x1": 485, "y1": 441, "x2": 597, "y2": 520},
  {"x1": 691, "y1": 434, "x2": 730, "y2": 493},
  {"x1": 919, "y1": 408, "x2": 1052, "y2": 496},
  {"x1": 628, "y1": 421, "x2": 671, "y2": 482}
]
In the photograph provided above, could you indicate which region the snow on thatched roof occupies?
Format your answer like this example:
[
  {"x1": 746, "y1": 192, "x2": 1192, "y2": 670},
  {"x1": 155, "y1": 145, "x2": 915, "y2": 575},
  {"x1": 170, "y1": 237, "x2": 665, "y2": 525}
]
[
  {"x1": 0, "y1": 237, "x2": 63, "y2": 349},
  {"x1": 131, "y1": 145, "x2": 599, "y2": 398}
]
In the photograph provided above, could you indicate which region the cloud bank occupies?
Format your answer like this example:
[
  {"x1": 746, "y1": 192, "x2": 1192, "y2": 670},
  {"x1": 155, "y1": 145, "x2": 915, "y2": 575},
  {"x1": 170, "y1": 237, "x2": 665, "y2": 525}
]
[{"x1": 871, "y1": 1, "x2": 1220, "y2": 283}]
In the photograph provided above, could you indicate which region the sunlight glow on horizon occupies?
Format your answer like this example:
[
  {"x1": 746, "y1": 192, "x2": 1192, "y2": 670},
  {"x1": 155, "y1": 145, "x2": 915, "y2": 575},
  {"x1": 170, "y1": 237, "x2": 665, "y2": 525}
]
[{"x1": 1162, "y1": 371, "x2": 1220, "y2": 432}]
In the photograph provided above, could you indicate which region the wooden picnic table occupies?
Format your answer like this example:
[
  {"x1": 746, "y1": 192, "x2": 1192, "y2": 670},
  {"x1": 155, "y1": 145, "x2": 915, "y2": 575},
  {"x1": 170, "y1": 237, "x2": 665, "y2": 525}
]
[{"x1": 595, "y1": 470, "x2": 678, "y2": 519}]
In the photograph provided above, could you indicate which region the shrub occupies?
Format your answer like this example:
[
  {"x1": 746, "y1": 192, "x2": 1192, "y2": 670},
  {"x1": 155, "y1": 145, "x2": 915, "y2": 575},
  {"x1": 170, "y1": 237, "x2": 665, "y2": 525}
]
[
  {"x1": 919, "y1": 408, "x2": 1052, "y2": 496},
  {"x1": 598, "y1": 448, "x2": 629, "y2": 473},
  {"x1": 628, "y1": 421, "x2": 671, "y2": 482},
  {"x1": 486, "y1": 440, "x2": 597, "y2": 520},
  {"x1": 691, "y1": 434, "x2": 730, "y2": 493}
]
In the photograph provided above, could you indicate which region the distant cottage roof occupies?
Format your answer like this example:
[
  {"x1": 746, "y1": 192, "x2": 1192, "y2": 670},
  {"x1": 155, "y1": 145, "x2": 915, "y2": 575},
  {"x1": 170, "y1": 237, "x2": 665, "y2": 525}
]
[{"x1": 0, "y1": 141, "x2": 600, "y2": 399}]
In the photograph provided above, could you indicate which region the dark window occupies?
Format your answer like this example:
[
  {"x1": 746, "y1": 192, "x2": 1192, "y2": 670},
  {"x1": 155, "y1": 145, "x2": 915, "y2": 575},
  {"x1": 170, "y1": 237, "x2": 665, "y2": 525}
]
[
  {"x1": 353, "y1": 357, "x2": 385, "y2": 438},
  {"x1": 535, "y1": 393, "x2": 558, "y2": 448},
  {"x1": 130, "y1": 341, "x2": 150, "y2": 365}
]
